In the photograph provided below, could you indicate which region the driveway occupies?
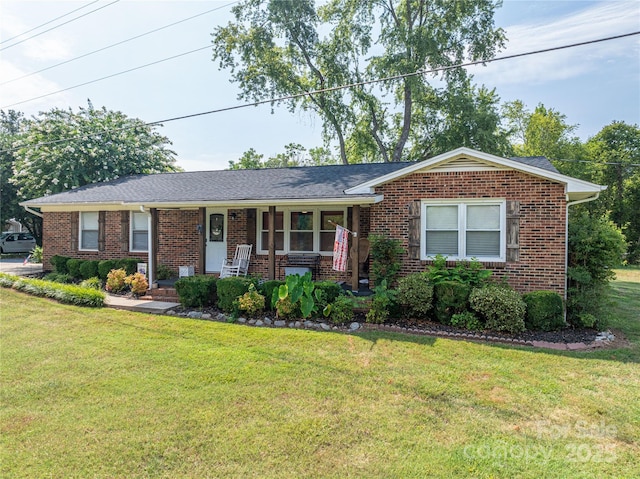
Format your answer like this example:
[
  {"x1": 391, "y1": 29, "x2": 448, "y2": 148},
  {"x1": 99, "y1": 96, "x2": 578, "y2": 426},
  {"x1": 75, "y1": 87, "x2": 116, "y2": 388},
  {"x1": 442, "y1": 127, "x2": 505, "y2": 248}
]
[{"x1": 0, "y1": 258, "x2": 43, "y2": 276}]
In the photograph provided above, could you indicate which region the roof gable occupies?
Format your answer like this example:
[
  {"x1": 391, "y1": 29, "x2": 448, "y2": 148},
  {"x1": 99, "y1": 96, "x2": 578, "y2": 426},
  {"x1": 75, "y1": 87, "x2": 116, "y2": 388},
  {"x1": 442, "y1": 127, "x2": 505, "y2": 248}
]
[{"x1": 345, "y1": 147, "x2": 603, "y2": 201}]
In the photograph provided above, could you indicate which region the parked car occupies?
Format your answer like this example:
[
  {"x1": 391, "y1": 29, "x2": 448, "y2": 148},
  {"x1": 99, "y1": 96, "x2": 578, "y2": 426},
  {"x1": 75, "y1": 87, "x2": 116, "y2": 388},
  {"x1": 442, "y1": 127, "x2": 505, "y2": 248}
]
[{"x1": 0, "y1": 232, "x2": 37, "y2": 253}]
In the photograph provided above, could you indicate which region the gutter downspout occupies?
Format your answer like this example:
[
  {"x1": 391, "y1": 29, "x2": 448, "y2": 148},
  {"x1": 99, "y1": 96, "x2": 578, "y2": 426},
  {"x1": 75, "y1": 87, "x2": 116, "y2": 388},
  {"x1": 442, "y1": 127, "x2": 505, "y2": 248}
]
[{"x1": 22, "y1": 206, "x2": 43, "y2": 218}]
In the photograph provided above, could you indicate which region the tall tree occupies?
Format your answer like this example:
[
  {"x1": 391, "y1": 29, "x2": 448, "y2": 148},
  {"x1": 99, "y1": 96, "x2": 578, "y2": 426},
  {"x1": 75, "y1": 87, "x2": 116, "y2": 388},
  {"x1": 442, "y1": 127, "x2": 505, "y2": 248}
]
[
  {"x1": 586, "y1": 122, "x2": 640, "y2": 261},
  {"x1": 212, "y1": 0, "x2": 506, "y2": 163},
  {"x1": 8, "y1": 104, "x2": 179, "y2": 243}
]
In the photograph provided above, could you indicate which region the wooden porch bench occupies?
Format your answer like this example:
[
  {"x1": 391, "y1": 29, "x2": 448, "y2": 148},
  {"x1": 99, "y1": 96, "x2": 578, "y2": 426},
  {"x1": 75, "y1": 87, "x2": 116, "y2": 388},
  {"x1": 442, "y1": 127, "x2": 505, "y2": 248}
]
[{"x1": 278, "y1": 254, "x2": 321, "y2": 280}]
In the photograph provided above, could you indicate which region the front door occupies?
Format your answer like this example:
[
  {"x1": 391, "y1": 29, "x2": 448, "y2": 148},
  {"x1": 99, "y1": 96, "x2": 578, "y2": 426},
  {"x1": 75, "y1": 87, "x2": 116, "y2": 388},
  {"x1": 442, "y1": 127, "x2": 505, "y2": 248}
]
[{"x1": 206, "y1": 209, "x2": 227, "y2": 273}]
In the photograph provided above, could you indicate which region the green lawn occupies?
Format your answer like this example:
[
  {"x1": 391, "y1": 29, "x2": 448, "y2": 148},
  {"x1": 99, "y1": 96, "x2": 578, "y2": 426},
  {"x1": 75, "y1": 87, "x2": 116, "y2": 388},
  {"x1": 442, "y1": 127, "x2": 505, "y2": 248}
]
[{"x1": 1, "y1": 271, "x2": 639, "y2": 478}]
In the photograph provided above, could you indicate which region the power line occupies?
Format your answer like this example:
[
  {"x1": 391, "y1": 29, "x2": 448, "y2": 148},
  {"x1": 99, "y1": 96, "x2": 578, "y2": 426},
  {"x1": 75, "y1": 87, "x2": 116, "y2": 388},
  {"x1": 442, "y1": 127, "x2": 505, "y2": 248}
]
[
  {"x1": 1, "y1": 30, "x2": 639, "y2": 155},
  {"x1": 1, "y1": 1, "x2": 240, "y2": 86},
  {"x1": 0, "y1": 0, "x2": 121, "y2": 52},
  {"x1": 0, "y1": 0, "x2": 101, "y2": 45},
  {"x1": 553, "y1": 158, "x2": 640, "y2": 167},
  {"x1": 2, "y1": 45, "x2": 212, "y2": 109}
]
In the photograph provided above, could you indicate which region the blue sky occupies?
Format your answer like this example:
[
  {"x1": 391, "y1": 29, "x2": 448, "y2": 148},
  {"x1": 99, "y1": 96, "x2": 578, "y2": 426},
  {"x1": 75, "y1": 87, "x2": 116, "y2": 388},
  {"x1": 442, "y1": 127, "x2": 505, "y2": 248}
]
[{"x1": 1, "y1": 0, "x2": 638, "y2": 172}]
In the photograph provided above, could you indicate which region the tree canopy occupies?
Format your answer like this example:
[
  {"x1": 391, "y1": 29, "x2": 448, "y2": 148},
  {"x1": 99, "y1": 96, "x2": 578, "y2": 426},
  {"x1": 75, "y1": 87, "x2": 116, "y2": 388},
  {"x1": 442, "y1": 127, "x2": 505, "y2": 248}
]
[
  {"x1": 3, "y1": 104, "x2": 179, "y2": 243},
  {"x1": 212, "y1": 0, "x2": 506, "y2": 163}
]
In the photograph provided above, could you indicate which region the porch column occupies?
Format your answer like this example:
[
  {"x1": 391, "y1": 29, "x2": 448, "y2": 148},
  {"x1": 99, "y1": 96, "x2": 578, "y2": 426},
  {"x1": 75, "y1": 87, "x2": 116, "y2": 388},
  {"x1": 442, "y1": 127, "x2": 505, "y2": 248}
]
[
  {"x1": 268, "y1": 205, "x2": 276, "y2": 280},
  {"x1": 150, "y1": 208, "x2": 159, "y2": 287},
  {"x1": 351, "y1": 205, "x2": 360, "y2": 292},
  {"x1": 198, "y1": 207, "x2": 206, "y2": 274}
]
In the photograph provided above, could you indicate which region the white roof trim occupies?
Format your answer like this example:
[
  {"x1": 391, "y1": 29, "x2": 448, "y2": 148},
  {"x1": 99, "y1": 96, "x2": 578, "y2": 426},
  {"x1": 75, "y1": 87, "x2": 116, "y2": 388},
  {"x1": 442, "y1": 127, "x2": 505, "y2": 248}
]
[{"x1": 345, "y1": 147, "x2": 606, "y2": 198}]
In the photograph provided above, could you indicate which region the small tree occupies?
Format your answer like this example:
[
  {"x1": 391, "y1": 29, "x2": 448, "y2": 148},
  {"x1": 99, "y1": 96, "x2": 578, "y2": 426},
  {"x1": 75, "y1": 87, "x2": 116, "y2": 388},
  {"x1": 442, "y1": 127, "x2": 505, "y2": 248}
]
[{"x1": 369, "y1": 235, "x2": 404, "y2": 287}]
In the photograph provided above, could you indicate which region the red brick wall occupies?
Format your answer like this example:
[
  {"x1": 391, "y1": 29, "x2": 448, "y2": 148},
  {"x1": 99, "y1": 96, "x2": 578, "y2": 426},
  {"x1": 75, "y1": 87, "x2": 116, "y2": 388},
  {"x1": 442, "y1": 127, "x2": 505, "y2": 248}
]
[
  {"x1": 156, "y1": 210, "x2": 201, "y2": 273},
  {"x1": 370, "y1": 170, "x2": 567, "y2": 295}
]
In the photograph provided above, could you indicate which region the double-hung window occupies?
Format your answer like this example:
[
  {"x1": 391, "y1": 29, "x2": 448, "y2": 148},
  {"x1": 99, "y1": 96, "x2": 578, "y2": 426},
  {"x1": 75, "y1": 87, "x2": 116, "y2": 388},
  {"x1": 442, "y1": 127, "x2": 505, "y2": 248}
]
[
  {"x1": 79, "y1": 212, "x2": 99, "y2": 251},
  {"x1": 130, "y1": 212, "x2": 149, "y2": 252},
  {"x1": 422, "y1": 200, "x2": 505, "y2": 261},
  {"x1": 260, "y1": 211, "x2": 284, "y2": 251}
]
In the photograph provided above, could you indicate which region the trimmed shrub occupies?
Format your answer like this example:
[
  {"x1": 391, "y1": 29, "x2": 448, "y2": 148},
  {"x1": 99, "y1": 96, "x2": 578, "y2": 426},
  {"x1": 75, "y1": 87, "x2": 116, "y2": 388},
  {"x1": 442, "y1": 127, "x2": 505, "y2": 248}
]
[
  {"x1": 235, "y1": 284, "x2": 265, "y2": 317},
  {"x1": 217, "y1": 277, "x2": 256, "y2": 313},
  {"x1": 156, "y1": 264, "x2": 177, "y2": 280},
  {"x1": 433, "y1": 281, "x2": 470, "y2": 325},
  {"x1": 50, "y1": 255, "x2": 70, "y2": 274},
  {"x1": 314, "y1": 281, "x2": 342, "y2": 304},
  {"x1": 116, "y1": 258, "x2": 139, "y2": 275},
  {"x1": 66, "y1": 258, "x2": 82, "y2": 279},
  {"x1": 326, "y1": 295, "x2": 355, "y2": 324},
  {"x1": 98, "y1": 260, "x2": 118, "y2": 281},
  {"x1": 125, "y1": 272, "x2": 149, "y2": 296},
  {"x1": 79, "y1": 260, "x2": 99, "y2": 280},
  {"x1": 106, "y1": 268, "x2": 128, "y2": 293},
  {"x1": 397, "y1": 272, "x2": 434, "y2": 319},
  {"x1": 522, "y1": 290, "x2": 565, "y2": 331},
  {"x1": 450, "y1": 311, "x2": 482, "y2": 331},
  {"x1": 259, "y1": 280, "x2": 285, "y2": 311},
  {"x1": 469, "y1": 285, "x2": 526, "y2": 334},
  {"x1": 175, "y1": 275, "x2": 217, "y2": 308},
  {"x1": 80, "y1": 277, "x2": 102, "y2": 290}
]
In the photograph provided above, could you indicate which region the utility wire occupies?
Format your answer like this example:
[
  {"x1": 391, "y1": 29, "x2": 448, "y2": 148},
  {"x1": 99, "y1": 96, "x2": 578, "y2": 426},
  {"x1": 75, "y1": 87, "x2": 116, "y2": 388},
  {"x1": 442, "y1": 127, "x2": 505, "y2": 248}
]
[
  {"x1": 1, "y1": 0, "x2": 240, "y2": 86},
  {"x1": 1, "y1": 30, "x2": 639, "y2": 155},
  {"x1": 2, "y1": 45, "x2": 212, "y2": 108},
  {"x1": 0, "y1": 0, "x2": 101, "y2": 45},
  {"x1": 0, "y1": 0, "x2": 121, "y2": 52}
]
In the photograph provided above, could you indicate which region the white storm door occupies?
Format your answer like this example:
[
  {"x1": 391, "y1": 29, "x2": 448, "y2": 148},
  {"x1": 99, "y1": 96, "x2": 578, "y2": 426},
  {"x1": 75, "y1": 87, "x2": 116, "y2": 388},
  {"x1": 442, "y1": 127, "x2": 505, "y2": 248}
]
[{"x1": 206, "y1": 209, "x2": 227, "y2": 273}]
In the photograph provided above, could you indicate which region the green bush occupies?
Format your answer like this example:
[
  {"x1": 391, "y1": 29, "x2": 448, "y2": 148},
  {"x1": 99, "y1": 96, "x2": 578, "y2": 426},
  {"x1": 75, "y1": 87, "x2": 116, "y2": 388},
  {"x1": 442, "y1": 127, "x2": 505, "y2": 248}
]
[
  {"x1": 450, "y1": 311, "x2": 482, "y2": 331},
  {"x1": 66, "y1": 258, "x2": 82, "y2": 279},
  {"x1": 314, "y1": 281, "x2": 342, "y2": 304},
  {"x1": 369, "y1": 235, "x2": 404, "y2": 287},
  {"x1": 80, "y1": 277, "x2": 102, "y2": 290},
  {"x1": 98, "y1": 260, "x2": 117, "y2": 281},
  {"x1": 79, "y1": 260, "x2": 99, "y2": 280},
  {"x1": 522, "y1": 290, "x2": 565, "y2": 331},
  {"x1": 259, "y1": 280, "x2": 284, "y2": 310},
  {"x1": 326, "y1": 295, "x2": 354, "y2": 324},
  {"x1": 50, "y1": 255, "x2": 70, "y2": 274},
  {"x1": 156, "y1": 264, "x2": 177, "y2": 280},
  {"x1": 365, "y1": 280, "x2": 396, "y2": 324},
  {"x1": 44, "y1": 272, "x2": 74, "y2": 284},
  {"x1": 30, "y1": 245, "x2": 43, "y2": 263},
  {"x1": 217, "y1": 277, "x2": 256, "y2": 313},
  {"x1": 397, "y1": 272, "x2": 434, "y2": 319},
  {"x1": 116, "y1": 259, "x2": 139, "y2": 275},
  {"x1": 567, "y1": 211, "x2": 626, "y2": 328},
  {"x1": 469, "y1": 285, "x2": 526, "y2": 334},
  {"x1": 175, "y1": 275, "x2": 217, "y2": 308},
  {"x1": 433, "y1": 281, "x2": 470, "y2": 325},
  {"x1": 427, "y1": 255, "x2": 492, "y2": 287},
  {"x1": 1, "y1": 273, "x2": 104, "y2": 307}
]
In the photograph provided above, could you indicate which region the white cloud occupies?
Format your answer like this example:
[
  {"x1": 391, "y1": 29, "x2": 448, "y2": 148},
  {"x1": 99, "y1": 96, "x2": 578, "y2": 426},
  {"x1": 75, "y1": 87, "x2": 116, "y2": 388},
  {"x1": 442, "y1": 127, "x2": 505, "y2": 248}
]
[{"x1": 471, "y1": 1, "x2": 640, "y2": 85}]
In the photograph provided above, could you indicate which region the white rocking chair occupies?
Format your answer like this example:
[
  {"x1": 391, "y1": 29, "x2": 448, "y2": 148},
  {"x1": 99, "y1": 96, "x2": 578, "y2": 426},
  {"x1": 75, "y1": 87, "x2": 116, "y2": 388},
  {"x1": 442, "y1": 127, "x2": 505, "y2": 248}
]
[{"x1": 219, "y1": 244, "x2": 252, "y2": 278}]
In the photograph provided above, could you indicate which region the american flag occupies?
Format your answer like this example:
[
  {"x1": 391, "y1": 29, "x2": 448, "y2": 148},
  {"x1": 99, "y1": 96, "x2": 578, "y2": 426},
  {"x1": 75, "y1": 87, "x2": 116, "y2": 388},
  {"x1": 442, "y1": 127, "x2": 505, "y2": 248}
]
[{"x1": 332, "y1": 225, "x2": 349, "y2": 272}]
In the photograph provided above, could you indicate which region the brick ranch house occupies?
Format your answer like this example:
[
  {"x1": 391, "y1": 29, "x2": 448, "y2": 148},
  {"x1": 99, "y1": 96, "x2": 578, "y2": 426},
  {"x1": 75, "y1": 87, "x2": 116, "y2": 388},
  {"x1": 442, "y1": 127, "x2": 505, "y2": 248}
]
[{"x1": 21, "y1": 147, "x2": 604, "y2": 298}]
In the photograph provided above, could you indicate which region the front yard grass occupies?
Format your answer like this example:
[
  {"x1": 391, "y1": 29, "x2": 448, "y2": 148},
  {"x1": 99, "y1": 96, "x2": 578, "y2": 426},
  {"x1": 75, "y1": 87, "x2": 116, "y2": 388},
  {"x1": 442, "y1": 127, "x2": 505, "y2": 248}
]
[{"x1": 1, "y1": 270, "x2": 639, "y2": 478}]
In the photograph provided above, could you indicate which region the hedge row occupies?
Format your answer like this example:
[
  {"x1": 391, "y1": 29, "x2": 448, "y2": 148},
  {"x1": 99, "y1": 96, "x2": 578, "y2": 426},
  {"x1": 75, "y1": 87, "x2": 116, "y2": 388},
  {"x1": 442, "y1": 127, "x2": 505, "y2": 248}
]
[
  {"x1": 50, "y1": 255, "x2": 141, "y2": 281},
  {"x1": 0, "y1": 273, "x2": 105, "y2": 307}
]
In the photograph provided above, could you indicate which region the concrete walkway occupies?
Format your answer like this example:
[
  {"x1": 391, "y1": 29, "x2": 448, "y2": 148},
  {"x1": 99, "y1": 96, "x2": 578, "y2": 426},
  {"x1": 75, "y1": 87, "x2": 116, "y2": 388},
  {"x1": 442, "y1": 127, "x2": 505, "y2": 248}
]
[
  {"x1": 104, "y1": 294, "x2": 180, "y2": 314},
  {"x1": 0, "y1": 258, "x2": 43, "y2": 276}
]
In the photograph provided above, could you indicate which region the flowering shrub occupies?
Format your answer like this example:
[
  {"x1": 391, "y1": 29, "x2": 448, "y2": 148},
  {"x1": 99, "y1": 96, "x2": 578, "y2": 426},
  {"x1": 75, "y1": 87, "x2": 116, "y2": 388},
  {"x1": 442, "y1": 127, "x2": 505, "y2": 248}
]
[
  {"x1": 125, "y1": 272, "x2": 149, "y2": 296},
  {"x1": 106, "y1": 268, "x2": 127, "y2": 293},
  {"x1": 235, "y1": 284, "x2": 265, "y2": 317}
]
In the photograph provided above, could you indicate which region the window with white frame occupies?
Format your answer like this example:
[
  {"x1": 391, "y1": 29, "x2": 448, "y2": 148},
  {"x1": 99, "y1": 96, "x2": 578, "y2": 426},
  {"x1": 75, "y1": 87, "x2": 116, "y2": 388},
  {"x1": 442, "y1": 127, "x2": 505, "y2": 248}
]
[
  {"x1": 422, "y1": 200, "x2": 505, "y2": 261},
  {"x1": 79, "y1": 212, "x2": 99, "y2": 251},
  {"x1": 130, "y1": 212, "x2": 149, "y2": 252},
  {"x1": 258, "y1": 208, "x2": 346, "y2": 254}
]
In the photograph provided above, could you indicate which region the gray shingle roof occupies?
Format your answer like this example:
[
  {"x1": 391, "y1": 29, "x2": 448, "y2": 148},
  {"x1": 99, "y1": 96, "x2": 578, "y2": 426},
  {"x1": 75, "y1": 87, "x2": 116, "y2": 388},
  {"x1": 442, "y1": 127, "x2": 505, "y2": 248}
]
[
  {"x1": 509, "y1": 156, "x2": 559, "y2": 173},
  {"x1": 23, "y1": 155, "x2": 559, "y2": 206}
]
